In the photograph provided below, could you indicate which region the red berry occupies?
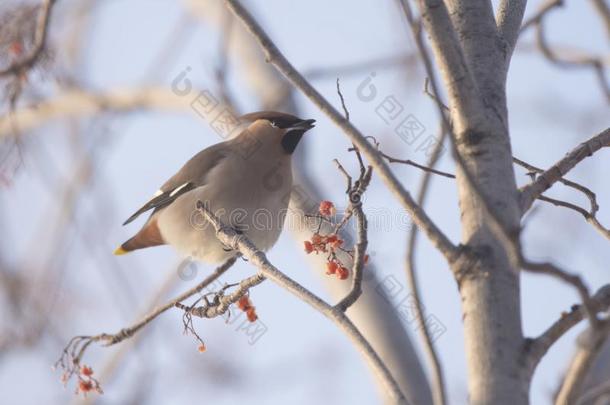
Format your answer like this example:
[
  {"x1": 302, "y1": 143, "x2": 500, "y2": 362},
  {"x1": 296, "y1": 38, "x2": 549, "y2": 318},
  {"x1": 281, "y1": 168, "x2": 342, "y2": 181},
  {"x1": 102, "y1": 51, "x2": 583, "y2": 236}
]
[
  {"x1": 331, "y1": 238, "x2": 344, "y2": 249},
  {"x1": 80, "y1": 366, "x2": 94, "y2": 377},
  {"x1": 198, "y1": 344, "x2": 207, "y2": 353},
  {"x1": 246, "y1": 307, "x2": 258, "y2": 322},
  {"x1": 319, "y1": 200, "x2": 336, "y2": 217},
  {"x1": 304, "y1": 241, "x2": 314, "y2": 254},
  {"x1": 237, "y1": 295, "x2": 251, "y2": 311},
  {"x1": 337, "y1": 266, "x2": 349, "y2": 280},
  {"x1": 311, "y1": 233, "x2": 322, "y2": 245},
  {"x1": 78, "y1": 380, "x2": 93, "y2": 393},
  {"x1": 326, "y1": 261, "x2": 338, "y2": 274}
]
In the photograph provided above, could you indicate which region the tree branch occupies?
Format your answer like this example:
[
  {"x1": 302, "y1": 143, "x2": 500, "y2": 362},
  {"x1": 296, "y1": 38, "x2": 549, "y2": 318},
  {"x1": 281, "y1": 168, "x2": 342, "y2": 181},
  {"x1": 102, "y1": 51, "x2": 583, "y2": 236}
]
[
  {"x1": 526, "y1": 284, "x2": 610, "y2": 373},
  {"x1": 536, "y1": 196, "x2": 610, "y2": 241},
  {"x1": 223, "y1": 0, "x2": 458, "y2": 264},
  {"x1": 496, "y1": 0, "x2": 528, "y2": 61},
  {"x1": 410, "y1": 0, "x2": 489, "y2": 130},
  {"x1": 0, "y1": 87, "x2": 196, "y2": 137},
  {"x1": 334, "y1": 161, "x2": 371, "y2": 312},
  {"x1": 520, "y1": 128, "x2": 610, "y2": 212},
  {"x1": 556, "y1": 321, "x2": 610, "y2": 405},
  {"x1": 55, "y1": 257, "x2": 237, "y2": 383},
  {"x1": 194, "y1": 200, "x2": 407, "y2": 403},
  {"x1": 520, "y1": 0, "x2": 563, "y2": 33},
  {"x1": 176, "y1": 273, "x2": 264, "y2": 319},
  {"x1": 405, "y1": 129, "x2": 449, "y2": 405}
]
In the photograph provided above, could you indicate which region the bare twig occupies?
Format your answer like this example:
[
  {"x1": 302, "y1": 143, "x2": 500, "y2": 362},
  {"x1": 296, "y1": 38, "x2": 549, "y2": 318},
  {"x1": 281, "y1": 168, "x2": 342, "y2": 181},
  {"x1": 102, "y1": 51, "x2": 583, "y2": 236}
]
[
  {"x1": 334, "y1": 162, "x2": 372, "y2": 312},
  {"x1": 534, "y1": 17, "x2": 610, "y2": 102},
  {"x1": 592, "y1": 0, "x2": 610, "y2": 40},
  {"x1": 556, "y1": 321, "x2": 610, "y2": 405},
  {"x1": 405, "y1": 129, "x2": 449, "y2": 405},
  {"x1": 332, "y1": 80, "x2": 370, "y2": 312},
  {"x1": 519, "y1": 0, "x2": 563, "y2": 33},
  {"x1": 224, "y1": 0, "x2": 458, "y2": 266},
  {"x1": 381, "y1": 151, "x2": 454, "y2": 179},
  {"x1": 520, "y1": 128, "x2": 610, "y2": 212},
  {"x1": 536, "y1": 196, "x2": 610, "y2": 241},
  {"x1": 336, "y1": 78, "x2": 365, "y2": 178},
  {"x1": 176, "y1": 272, "x2": 265, "y2": 319},
  {"x1": 0, "y1": 0, "x2": 57, "y2": 77},
  {"x1": 514, "y1": 157, "x2": 599, "y2": 214},
  {"x1": 195, "y1": 200, "x2": 407, "y2": 403},
  {"x1": 521, "y1": 0, "x2": 610, "y2": 102},
  {"x1": 526, "y1": 285, "x2": 610, "y2": 373},
  {"x1": 55, "y1": 257, "x2": 237, "y2": 374},
  {"x1": 521, "y1": 260, "x2": 600, "y2": 329}
]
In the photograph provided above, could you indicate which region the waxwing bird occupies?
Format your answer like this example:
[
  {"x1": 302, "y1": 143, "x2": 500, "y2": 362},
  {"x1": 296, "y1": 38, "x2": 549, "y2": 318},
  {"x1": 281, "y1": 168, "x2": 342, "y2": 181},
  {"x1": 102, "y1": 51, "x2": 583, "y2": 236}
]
[{"x1": 114, "y1": 111, "x2": 315, "y2": 263}]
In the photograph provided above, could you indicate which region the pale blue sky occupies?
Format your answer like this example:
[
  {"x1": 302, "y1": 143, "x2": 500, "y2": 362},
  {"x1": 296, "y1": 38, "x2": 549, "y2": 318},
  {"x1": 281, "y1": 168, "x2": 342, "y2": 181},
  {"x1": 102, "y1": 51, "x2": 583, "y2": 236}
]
[{"x1": 1, "y1": 1, "x2": 608, "y2": 404}]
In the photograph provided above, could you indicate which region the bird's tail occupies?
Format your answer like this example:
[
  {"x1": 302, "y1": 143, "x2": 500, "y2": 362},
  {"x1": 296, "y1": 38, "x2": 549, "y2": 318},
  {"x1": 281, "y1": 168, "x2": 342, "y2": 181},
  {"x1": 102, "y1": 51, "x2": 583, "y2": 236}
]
[{"x1": 114, "y1": 219, "x2": 165, "y2": 255}]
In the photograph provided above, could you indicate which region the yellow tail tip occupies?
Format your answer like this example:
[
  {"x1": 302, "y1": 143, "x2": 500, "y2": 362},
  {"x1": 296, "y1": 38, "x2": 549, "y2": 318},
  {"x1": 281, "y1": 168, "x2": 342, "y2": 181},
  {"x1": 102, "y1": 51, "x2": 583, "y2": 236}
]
[{"x1": 114, "y1": 246, "x2": 128, "y2": 256}]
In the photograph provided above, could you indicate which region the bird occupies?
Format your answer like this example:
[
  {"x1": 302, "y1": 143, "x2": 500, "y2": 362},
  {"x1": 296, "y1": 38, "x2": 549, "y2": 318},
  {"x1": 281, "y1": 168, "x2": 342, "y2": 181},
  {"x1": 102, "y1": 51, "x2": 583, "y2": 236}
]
[{"x1": 114, "y1": 111, "x2": 315, "y2": 263}]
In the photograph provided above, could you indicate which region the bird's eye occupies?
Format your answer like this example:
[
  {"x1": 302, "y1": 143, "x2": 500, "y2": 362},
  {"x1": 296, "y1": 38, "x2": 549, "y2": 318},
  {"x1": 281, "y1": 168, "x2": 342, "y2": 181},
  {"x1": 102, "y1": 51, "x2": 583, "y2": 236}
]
[{"x1": 269, "y1": 120, "x2": 279, "y2": 128}]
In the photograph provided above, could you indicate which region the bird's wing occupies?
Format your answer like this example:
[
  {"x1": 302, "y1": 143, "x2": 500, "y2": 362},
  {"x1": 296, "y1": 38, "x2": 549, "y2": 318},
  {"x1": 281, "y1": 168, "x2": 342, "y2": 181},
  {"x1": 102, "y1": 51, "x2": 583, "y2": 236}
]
[{"x1": 122, "y1": 143, "x2": 229, "y2": 226}]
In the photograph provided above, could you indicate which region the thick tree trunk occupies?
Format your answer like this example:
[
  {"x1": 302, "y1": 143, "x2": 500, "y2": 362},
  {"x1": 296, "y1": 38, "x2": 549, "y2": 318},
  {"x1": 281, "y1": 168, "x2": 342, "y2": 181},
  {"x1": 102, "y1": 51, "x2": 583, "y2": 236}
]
[
  {"x1": 452, "y1": 120, "x2": 527, "y2": 404},
  {"x1": 414, "y1": 0, "x2": 529, "y2": 401}
]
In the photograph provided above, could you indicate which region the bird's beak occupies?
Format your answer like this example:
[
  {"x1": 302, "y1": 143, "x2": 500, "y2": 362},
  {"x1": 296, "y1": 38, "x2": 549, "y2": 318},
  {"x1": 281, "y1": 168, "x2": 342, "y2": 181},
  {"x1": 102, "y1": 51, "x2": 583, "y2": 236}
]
[{"x1": 290, "y1": 119, "x2": 316, "y2": 131}]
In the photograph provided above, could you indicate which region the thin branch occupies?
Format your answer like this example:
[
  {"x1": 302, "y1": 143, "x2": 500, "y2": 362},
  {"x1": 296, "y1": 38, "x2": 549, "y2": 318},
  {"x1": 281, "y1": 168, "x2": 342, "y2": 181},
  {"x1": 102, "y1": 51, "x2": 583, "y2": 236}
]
[
  {"x1": 526, "y1": 284, "x2": 610, "y2": 373},
  {"x1": 405, "y1": 129, "x2": 449, "y2": 405},
  {"x1": 514, "y1": 157, "x2": 599, "y2": 215},
  {"x1": 536, "y1": 196, "x2": 610, "y2": 241},
  {"x1": 57, "y1": 257, "x2": 235, "y2": 348},
  {"x1": 520, "y1": 0, "x2": 563, "y2": 33},
  {"x1": 592, "y1": 0, "x2": 610, "y2": 40},
  {"x1": 577, "y1": 377, "x2": 610, "y2": 405},
  {"x1": 534, "y1": 16, "x2": 610, "y2": 102},
  {"x1": 521, "y1": 260, "x2": 600, "y2": 329},
  {"x1": 336, "y1": 78, "x2": 365, "y2": 177},
  {"x1": 195, "y1": 200, "x2": 407, "y2": 403},
  {"x1": 176, "y1": 272, "x2": 265, "y2": 319},
  {"x1": 381, "y1": 151, "x2": 455, "y2": 179},
  {"x1": 334, "y1": 162, "x2": 372, "y2": 312},
  {"x1": 520, "y1": 128, "x2": 610, "y2": 212},
  {"x1": 223, "y1": 0, "x2": 458, "y2": 265},
  {"x1": 0, "y1": 0, "x2": 57, "y2": 77},
  {"x1": 556, "y1": 321, "x2": 610, "y2": 405},
  {"x1": 0, "y1": 87, "x2": 196, "y2": 138},
  {"x1": 54, "y1": 257, "x2": 237, "y2": 385}
]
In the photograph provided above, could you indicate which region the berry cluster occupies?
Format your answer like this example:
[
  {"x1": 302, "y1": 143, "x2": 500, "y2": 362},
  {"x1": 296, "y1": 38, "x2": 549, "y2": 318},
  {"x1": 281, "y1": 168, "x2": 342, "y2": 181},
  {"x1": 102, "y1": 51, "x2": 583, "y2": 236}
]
[
  {"x1": 303, "y1": 201, "x2": 368, "y2": 281},
  {"x1": 237, "y1": 295, "x2": 258, "y2": 322},
  {"x1": 61, "y1": 365, "x2": 102, "y2": 396},
  {"x1": 303, "y1": 232, "x2": 344, "y2": 254}
]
